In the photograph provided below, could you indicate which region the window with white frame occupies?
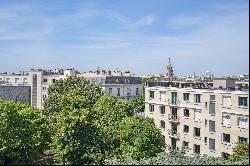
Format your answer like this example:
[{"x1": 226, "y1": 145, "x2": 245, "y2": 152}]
[
  {"x1": 194, "y1": 110, "x2": 201, "y2": 121},
  {"x1": 194, "y1": 127, "x2": 200, "y2": 137},
  {"x1": 149, "y1": 91, "x2": 154, "y2": 99},
  {"x1": 160, "y1": 120, "x2": 165, "y2": 129},
  {"x1": 222, "y1": 133, "x2": 230, "y2": 143},
  {"x1": 222, "y1": 96, "x2": 231, "y2": 107},
  {"x1": 183, "y1": 93, "x2": 190, "y2": 101},
  {"x1": 149, "y1": 104, "x2": 154, "y2": 112},
  {"x1": 194, "y1": 94, "x2": 201, "y2": 103},
  {"x1": 160, "y1": 91, "x2": 166, "y2": 101},
  {"x1": 238, "y1": 97, "x2": 248, "y2": 107},
  {"x1": 222, "y1": 114, "x2": 230, "y2": 127},
  {"x1": 209, "y1": 120, "x2": 215, "y2": 132},
  {"x1": 238, "y1": 116, "x2": 249, "y2": 128},
  {"x1": 160, "y1": 106, "x2": 165, "y2": 114},
  {"x1": 209, "y1": 138, "x2": 215, "y2": 151}
]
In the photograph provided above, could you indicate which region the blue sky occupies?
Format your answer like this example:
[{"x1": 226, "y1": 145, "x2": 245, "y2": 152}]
[{"x1": 0, "y1": 0, "x2": 249, "y2": 77}]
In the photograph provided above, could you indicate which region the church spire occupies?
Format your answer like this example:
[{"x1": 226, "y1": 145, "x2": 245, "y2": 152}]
[{"x1": 165, "y1": 57, "x2": 174, "y2": 79}]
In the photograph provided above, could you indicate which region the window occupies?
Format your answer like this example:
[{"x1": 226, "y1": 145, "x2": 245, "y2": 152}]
[
  {"x1": 149, "y1": 91, "x2": 154, "y2": 99},
  {"x1": 194, "y1": 110, "x2": 201, "y2": 121},
  {"x1": 43, "y1": 95, "x2": 47, "y2": 99},
  {"x1": 184, "y1": 125, "x2": 189, "y2": 133},
  {"x1": 183, "y1": 93, "x2": 190, "y2": 101},
  {"x1": 194, "y1": 94, "x2": 201, "y2": 103},
  {"x1": 238, "y1": 137, "x2": 248, "y2": 143},
  {"x1": 204, "y1": 137, "x2": 207, "y2": 144},
  {"x1": 222, "y1": 114, "x2": 230, "y2": 127},
  {"x1": 171, "y1": 92, "x2": 177, "y2": 105},
  {"x1": 210, "y1": 95, "x2": 215, "y2": 101},
  {"x1": 23, "y1": 78, "x2": 28, "y2": 83},
  {"x1": 43, "y1": 79, "x2": 47, "y2": 82},
  {"x1": 160, "y1": 91, "x2": 166, "y2": 101},
  {"x1": 160, "y1": 106, "x2": 165, "y2": 114},
  {"x1": 239, "y1": 97, "x2": 248, "y2": 106},
  {"x1": 222, "y1": 152, "x2": 230, "y2": 159},
  {"x1": 205, "y1": 119, "x2": 207, "y2": 126},
  {"x1": 42, "y1": 86, "x2": 47, "y2": 90},
  {"x1": 205, "y1": 102, "x2": 208, "y2": 108},
  {"x1": 209, "y1": 139, "x2": 215, "y2": 151},
  {"x1": 160, "y1": 120, "x2": 165, "y2": 129},
  {"x1": 209, "y1": 102, "x2": 215, "y2": 114},
  {"x1": 222, "y1": 133, "x2": 230, "y2": 143},
  {"x1": 149, "y1": 104, "x2": 154, "y2": 112},
  {"x1": 194, "y1": 127, "x2": 200, "y2": 137},
  {"x1": 109, "y1": 88, "x2": 112, "y2": 94},
  {"x1": 184, "y1": 109, "x2": 189, "y2": 117},
  {"x1": 52, "y1": 79, "x2": 56, "y2": 83},
  {"x1": 127, "y1": 88, "x2": 131, "y2": 96},
  {"x1": 183, "y1": 141, "x2": 189, "y2": 148},
  {"x1": 136, "y1": 88, "x2": 139, "y2": 95},
  {"x1": 15, "y1": 78, "x2": 19, "y2": 83},
  {"x1": 193, "y1": 144, "x2": 200, "y2": 154},
  {"x1": 222, "y1": 96, "x2": 231, "y2": 107},
  {"x1": 238, "y1": 116, "x2": 248, "y2": 128},
  {"x1": 209, "y1": 120, "x2": 215, "y2": 132},
  {"x1": 117, "y1": 88, "x2": 120, "y2": 96}
]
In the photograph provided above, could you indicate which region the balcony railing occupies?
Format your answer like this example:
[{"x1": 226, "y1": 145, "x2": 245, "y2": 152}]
[
  {"x1": 168, "y1": 114, "x2": 180, "y2": 123},
  {"x1": 168, "y1": 99, "x2": 180, "y2": 107},
  {"x1": 167, "y1": 129, "x2": 180, "y2": 139}
]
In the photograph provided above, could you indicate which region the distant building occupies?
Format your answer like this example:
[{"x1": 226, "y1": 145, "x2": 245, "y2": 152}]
[
  {"x1": 80, "y1": 69, "x2": 143, "y2": 101},
  {"x1": 165, "y1": 58, "x2": 174, "y2": 79}
]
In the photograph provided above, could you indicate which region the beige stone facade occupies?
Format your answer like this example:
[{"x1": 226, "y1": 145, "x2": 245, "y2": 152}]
[{"x1": 145, "y1": 86, "x2": 249, "y2": 158}]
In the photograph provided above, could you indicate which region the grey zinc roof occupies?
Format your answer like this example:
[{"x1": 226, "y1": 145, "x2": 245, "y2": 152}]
[{"x1": 84, "y1": 76, "x2": 141, "y2": 85}]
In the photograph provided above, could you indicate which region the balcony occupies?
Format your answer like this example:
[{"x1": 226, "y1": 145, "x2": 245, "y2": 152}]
[
  {"x1": 167, "y1": 130, "x2": 180, "y2": 139},
  {"x1": 168, "y1": 114, "x2": 180, "y2": 123}
]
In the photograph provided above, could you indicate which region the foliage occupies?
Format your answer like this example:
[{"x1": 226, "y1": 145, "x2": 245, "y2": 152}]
[
  {"x1": 43, "y1": 76, "x2": 104, "y2": 115},
  {"x1": 105, "y1": 151, "x2": 249, "y2": 165},
  {"x1": 230, "y1": 142, "x2": 249, "y2": 161},
  {"x1": 130, "y1": 95, "x2": 145, "y2": 113},
  {"x1": 119, "y1": 117, "x2": 165, "y2": 160},
  {"x1": 91, "y1": 95, "x2": 134, "y2": 160},
  {"x1": 42, "y1": 77, "x2": 104, "y2": 165},
  {"x1": 0, "y1": 99, "x2": 50, "y2": 165}
]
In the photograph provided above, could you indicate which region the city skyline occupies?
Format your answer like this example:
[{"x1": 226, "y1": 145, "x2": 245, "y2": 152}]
[{"x1": 0, "y1": 0, "x2": 249, "y2": 77}]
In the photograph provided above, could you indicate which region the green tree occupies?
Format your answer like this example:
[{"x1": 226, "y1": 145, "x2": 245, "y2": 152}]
[
  {"x1": 42, "y1": 76, "x2": 104, "y2": 165},
  {"x1": 91, "y1": 95, "x2": 134, "y2": 160},
  {"x1": 119, "y1": 117, "x2": 165, "y2": 160},
  {"x1": 230, "y1": 142, "x2": 249, "y2": 161},
  {"x1": 0, "y1": 99, "x2": 50, "y2": 165},
  {"x1": 43, "y1": 76, "x2": 104, "y2": 115},
  {"x1": 130, "y1": 95, "x2": 145, "y2": 113}
]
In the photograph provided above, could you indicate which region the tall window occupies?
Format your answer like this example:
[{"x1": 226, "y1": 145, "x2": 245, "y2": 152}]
[
  {"x1": 52, "y1": 79, "x2": 56, "y2": 83},
  {"x1": 184, "y1": 125, "x2": 189, "y2": 133},
  {"x1": 222, "y1": 96, "x2": 231, "y2": 107},
  {"x1": 238, "y1": 116, "x2": 248, "y2": 128},
  {"x1": 149, "y1": 91, "x2": 154, "y2": 99},
  {"x1": 127, "y1": 88, "x2": 131, "y2": 96},
  {"x1": 239, "y1": 97, "x2": 248, "y2": 106},
  {"x1": 222, "y1": 133, "x2": 230, "y2": 143},
  {"x1": 194, "y1": 127, "x2": 200, "y2": 137},
  {"x1": 136, "y1": 88, "x2": 139, "y2": 95},
  {"x1": 194, "y1": 110, "x2": 201, "y2": 121},
  {"x1": 160, "y1": 120, "x2": 165, "y2": 129},
  {"x1": 209, "y1": 120, "x2": 215, "y2": 132},
  {"x1": 160, "y1": 106, "x2": 165, "y2": 114},
  {"x1": 209, "y1": 139, "x2": 215, "y2": 151},
  {"x1": 184, "y1": 109, "x2": 189, "y2": 117},
  {"x1": 149, "y1": 104, "x2": 154, "y2": 112},
  {"x1": 195, "y1": 94, "x2": 201, "y2": 103},
  {"x1": 222, "y1": 114, "x2": 230, "y2": 127},
  {"x1": 183, "y1": 93, "x2": 190, "y2": 101},
  {"x1": 193, "y1": 144, "x2": 200, "y2": 154},
  {"x1": 171, "y1": 92, "x2": 177, "y2": 105},
  {"x1": 209, "y1": 102, "x2": 215, "y2": 114},
  {"x1": 117, "y1": 88, "x2": 120, "y2": 96},
  {"x1": 109, "y1": 88, "x2": 112, "y2": 94}
]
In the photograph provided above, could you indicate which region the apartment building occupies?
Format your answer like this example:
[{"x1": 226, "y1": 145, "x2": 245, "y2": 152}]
[
  {"x1": 80, "y1": 69, "x2": 143, "y2": 101},
  {"x1": 145, "y1": 79, "x2": 249, "y2": 158},
  {"x1": 0, "y1": 69, "x2": 76, "y2": 109}
]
